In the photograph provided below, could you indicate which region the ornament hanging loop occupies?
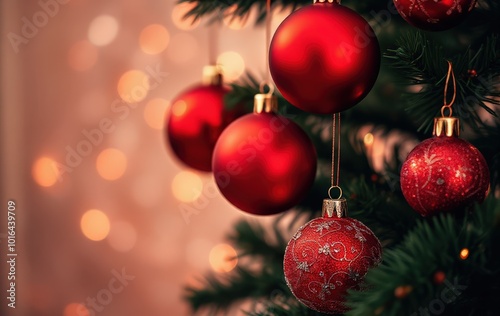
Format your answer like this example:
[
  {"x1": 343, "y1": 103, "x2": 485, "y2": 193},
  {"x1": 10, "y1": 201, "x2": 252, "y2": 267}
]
[
  {"x1": 441, "y1": 60, "x2": 456, "y2": 118},
  {"x1": 259, "y1": 81, "x2": 275, "y2": 95},
  {"x1": 328, "y1": 185, "x2": 343, "y2": 200}
]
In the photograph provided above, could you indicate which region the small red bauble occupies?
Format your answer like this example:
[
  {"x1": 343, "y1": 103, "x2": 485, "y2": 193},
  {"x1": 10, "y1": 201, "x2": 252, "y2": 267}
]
[
  {"x1": 212, "y1": 94, "x2": 317, "y2": 215},
  {"x1": 269, "y1": 1, "x2": 380, "y2": 114},
  {"x1": 166, "y1": 67, "x2": 243, "y2": 172},
  {"x1": 400, "y1": 118, "x2": 489, "y2": 217},
  {"x1": 393, "y1": 0, "x2": 477, "y2": 31},
  {"x1": 284, "y1": 199, "x2": 382, "y2": 314}
]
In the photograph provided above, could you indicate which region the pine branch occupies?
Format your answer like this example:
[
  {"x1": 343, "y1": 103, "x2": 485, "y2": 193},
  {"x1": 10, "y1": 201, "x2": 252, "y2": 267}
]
[
  {"x1": 185, "y1": 219, "x2": 290, "y2": 314},
  {"x1": 228, "y1": 220, "x2": 287, "y2": 262},
  {"x1": 185, "y1": 266, "x2": 287, "y2": 314},
  {"x1": 245, "y1": 299, "x2": 328, "y2": 316},
  {"x1": 344, "y1": 177, "x2": 419, "y2": 247},
  {"x1": 385, "y1": 32, "x2": 500, "y2": 134},
  {"x1": 345, "y1": 196, "x2": 500, "y2": 316},
  {"x1": 177, "y1": 0, "x2": 304, "y2": 23}
]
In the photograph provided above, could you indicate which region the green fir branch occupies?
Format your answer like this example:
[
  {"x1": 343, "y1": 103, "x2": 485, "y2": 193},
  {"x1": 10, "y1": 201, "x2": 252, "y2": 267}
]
[
  {"x1": 344, "y1": 177, "x2": 419, "y2": 247},
  {"x1": 185, "y1": 266, "x2": 288, "y2": 314},
  {"x1": 345, "y1": 196, "x2": 500, "y2": 316},
  {"x1": 177, "y1": 0, "x2": 304, "y2": 23},
  {"x1": 246, "y1": 299, "x2": 328, "y2": 316},
  {"x1": 228, "y1": 220, "x2": 287, "y2": 262},
  {"x1": 385, "y1": 32, "x2": 500, "y2": 134},
  {"x1": 185, "y1": 219, "x2": 290, "y2": 314}
]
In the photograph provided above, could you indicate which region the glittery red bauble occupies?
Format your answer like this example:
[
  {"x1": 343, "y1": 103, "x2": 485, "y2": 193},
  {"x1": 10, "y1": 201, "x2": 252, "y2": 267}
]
[
  {"x1": 166, "y1": 84, "x2": 242, "y2": 172},
  {"x1": 212, "y1": 113, "x2": 317, "y2": 215},
  {"x1": 393, "y1": 0, "x2": 477, "y2": 31},
  {"x1": 269, "y1": 2, "x2": 380, "y2": 114},
  {"x1": 284, "y1": 215, "x2": 382, "y2": 314},
  {"x1": 400, "y1": 136, "x2": 489, "y2": 217}
]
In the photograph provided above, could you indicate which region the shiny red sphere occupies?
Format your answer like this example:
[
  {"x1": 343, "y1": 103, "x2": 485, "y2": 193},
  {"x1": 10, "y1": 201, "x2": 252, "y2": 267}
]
[
  {"x1": 166, "y1": 84, "x2": 242, "y2": 172},
  {"x1": 284, "y1": 216, "x2": 382, "y2": 314},
  {"x1": 393, "y1": 0, "x2": 477, "y2": 31},
  {"x1": 269, "y1": 2, "x2": 380, "y2": 114},
  {"x1": 212, "y1": 112, "x2": 317, "y2": 215},
  {"x1": 400, "y1": 136, "x2": 489, "y2": 217}
]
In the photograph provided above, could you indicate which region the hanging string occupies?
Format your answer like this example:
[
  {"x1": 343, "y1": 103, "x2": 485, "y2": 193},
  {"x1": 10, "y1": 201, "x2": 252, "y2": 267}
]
[
  {"x1": 260, "y1": 0, "x2": 273, "y2": 94},
  {"x1": 208, "y1": 19, "x2": 220, "y2": 65},
  {"x1": 441, "y1": 60, "x2": 456, "y2": 118},
  {"x1": 328, "y1": 113, "x2": 342, "y2": 200},
  {"x1": 266, "y1": 0, "x2": 271, "y2": 85}
]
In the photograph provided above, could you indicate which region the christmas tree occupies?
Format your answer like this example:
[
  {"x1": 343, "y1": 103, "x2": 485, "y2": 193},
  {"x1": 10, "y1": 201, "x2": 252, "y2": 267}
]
[{"x1": 177, "y1": 0, "x2": 500, "y2": 315}]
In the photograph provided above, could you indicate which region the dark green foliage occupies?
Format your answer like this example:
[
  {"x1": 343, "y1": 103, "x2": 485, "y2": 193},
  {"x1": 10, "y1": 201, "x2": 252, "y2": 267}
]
[
  {"x1": 177, "y1": 0, "x2": 305, "y2": 24},
  {"x1": 385, "y1": 33, "x2": 500, "y2": 133},
  {"x1": 185, "y1": 220, "x2": 289, "y2": 314},
  {"x1": 346, "y1": 196, "x2": 500, "y2": 316}
]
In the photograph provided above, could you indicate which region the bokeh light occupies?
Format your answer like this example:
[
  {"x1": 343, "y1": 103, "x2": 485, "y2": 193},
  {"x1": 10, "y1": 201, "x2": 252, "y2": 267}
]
[
  {"x1": 171, "y1": 2, "x2": 200, "y2": 30},
  {"x1": 80, "y1": 209, "x2": 110, "y2": 241},
  {"x1": 460, "y1": 248, "x2": 470, "y2": 260},
  {"x1": 171, "y1": 171, "x2": 203, "y2": 202},
  {"x1": 217, "y1": 51, "x2": 245, "y2": 82},
  {"x1": 209, "y1": 243, "x2": 238, "y2": 273},
  {"x1": 117, "y1": 70, "x2": 150, "y2": 103},
  {"x1": 144, "y1": 98, "x2": 170, "y2": 129},
  {"x1": 32, "y1": 157, "x2": 59, "y2": 187},
  {"x1": 139, "y1": 24, "x2": 170, "y2": 55},
  {"x1": 67, "y1": 40, "x2": 98, "y2": 72},
  {"x1": 364, "y1": 133, "x2": 374, "y2": 146},
  {"x1": 88, "y1": 15, "x2": 119, "y2": 46},
  {"x1": 96, "y1": 148, "x2": 127, "y2": 181},
  {"x1": 171, "y1": 100, "x2": 187, "y2": 117},
  {"x1": 167, "y1": 33, "x2": 198, "y2": 63},
  {"x1": 107, "y1": 221, "x2": 137, "y2": 252},
  {"x1": 63, "y1": 303, "x2": 90, "y2": 316}
]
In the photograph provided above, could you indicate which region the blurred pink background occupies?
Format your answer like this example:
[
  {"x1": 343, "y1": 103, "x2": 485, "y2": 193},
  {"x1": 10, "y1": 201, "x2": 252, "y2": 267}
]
[{"x1": 1, "y1": 1, "x2": 291, "y2": 315}]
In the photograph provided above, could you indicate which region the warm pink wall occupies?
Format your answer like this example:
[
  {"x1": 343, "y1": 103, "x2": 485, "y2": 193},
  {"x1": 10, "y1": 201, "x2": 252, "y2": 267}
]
[{"x1": 1, "y1": 1, "x2": 288, "y2": 315}]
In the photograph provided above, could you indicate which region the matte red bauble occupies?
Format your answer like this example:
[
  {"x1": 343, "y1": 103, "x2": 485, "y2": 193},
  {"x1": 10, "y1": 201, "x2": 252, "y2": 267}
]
[
  {"x1": 284, "y1": 199, "x2": 382, "y2": 314},
  {"x1": 269, "y1": 1, "x2": 380, "y2": 114},
  {"x1": 400, "y1": 118, "x2": 489, "y2": 217},
  {"x1": 393, "y1": 0, "x2": 477, "y2": 31},
  {"x1": 212, "y1": 94, "x2": 317, "y2": 215},
  {"x1": 166, "y1": 67, "x2": 243, "y2": 172}
]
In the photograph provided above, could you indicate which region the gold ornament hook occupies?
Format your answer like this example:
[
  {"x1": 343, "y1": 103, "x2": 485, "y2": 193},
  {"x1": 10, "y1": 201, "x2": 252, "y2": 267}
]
[
  {"x1": 259, "y1": 81, "x2": 275, "y2": 95},
  {"x1": 441, "y1": 60, "x2": 456, "y2": 118},
  {"x1": 328, "y1": 186, "x2": 343, "y2": 200}
]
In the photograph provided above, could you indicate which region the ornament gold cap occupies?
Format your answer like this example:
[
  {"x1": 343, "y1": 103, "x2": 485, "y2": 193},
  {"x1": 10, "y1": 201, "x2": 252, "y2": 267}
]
[
  {"x1": 322, "y1": 198, "x2": 347, "y2": 218},
  {"x1": 433, "y1": 117, "x2": 460, "y2": 137},
  {"x1": 202, "y1": 65, "x2": 223, "y2": 86},
  {"x1": 254, "y1": 93, "x2": 278, "y2": 114}
]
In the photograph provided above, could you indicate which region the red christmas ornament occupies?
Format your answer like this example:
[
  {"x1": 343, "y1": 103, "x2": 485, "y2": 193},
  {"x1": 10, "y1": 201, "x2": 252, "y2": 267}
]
[
  {"x1": 212, "y1": 94, "x2": 317, "y2": 215},
  {"x1": 166, "y1": 66, "x2": 243, "y2": 172},
  {"x1": 269, "y1": 0, "x2": 380, "y2": 114},
  {"x1": 393, "y1": 0, "x2": 477, "y2": 31},
  {"x1": 284, "y1": 199, "x2": 382, "y2": 314},
  {"x1": 400, "y1": 118, "x2": 489, "y2": 217}
]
